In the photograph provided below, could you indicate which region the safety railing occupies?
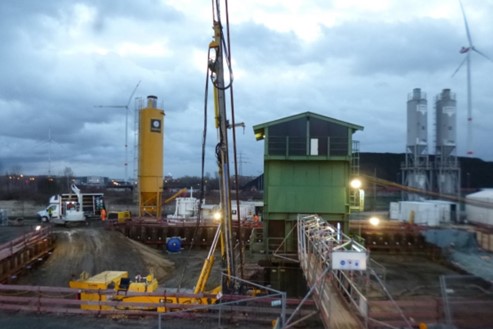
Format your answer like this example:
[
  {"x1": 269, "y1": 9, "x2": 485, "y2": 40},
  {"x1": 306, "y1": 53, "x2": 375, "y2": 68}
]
[{"x1": 158, "y1": 273, "x2": 287, "y2": 329}]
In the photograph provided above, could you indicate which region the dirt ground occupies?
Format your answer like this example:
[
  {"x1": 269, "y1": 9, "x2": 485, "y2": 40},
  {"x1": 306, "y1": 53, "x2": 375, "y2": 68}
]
[
  {"x1": 1, "y1": 218, "x2": 485, "y2": 329},
  {"x1": 2, "y1": 220, "x2": 221, "y2": 291},
  {"x1": 0, "y1": 220, "x2": 246, "y2": 329},
  {"x1": 17, "y1": 224, "x2": 173, "y2": 287},
  {"x1": 0, "y1": 220, "x2": 468, "y2": 297},
  {"x1": 369, "y1": 253, "x2": 460, "y2": 298}
]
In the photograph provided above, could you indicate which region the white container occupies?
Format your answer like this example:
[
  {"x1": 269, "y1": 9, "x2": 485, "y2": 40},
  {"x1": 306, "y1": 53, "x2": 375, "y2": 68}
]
[{"x1": 466, "y1": 189, "x2": 493, "y2": 227}]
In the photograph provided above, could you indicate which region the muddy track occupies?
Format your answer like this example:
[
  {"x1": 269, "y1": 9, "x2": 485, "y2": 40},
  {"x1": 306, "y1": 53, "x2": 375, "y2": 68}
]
[{"x1": 17, "y1": 224, "x2": 176, "y2": 287}]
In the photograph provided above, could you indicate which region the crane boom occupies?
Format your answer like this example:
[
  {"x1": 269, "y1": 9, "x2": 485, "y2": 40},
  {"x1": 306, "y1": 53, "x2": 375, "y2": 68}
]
[{"x1": 194, "y1": 224, "x2": 221, "y2": 294}]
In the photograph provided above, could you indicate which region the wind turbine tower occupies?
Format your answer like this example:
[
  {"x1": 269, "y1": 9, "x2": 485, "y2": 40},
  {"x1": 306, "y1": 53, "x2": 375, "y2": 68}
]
[
  {"x1": 453, "y1": 0, "x2": 492, "y2": 156},
  {"x1": 95, "y1": 81, "x2": 141, "y2": 183}
]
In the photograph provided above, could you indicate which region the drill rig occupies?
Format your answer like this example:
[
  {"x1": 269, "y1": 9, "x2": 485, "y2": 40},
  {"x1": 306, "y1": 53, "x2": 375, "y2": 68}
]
[
  {"x1": 204, "y1": 0, "x2": 237, "y2": 289},
  {"x1": 71, "y1": 0, "x2": 241, "y2": 308}
]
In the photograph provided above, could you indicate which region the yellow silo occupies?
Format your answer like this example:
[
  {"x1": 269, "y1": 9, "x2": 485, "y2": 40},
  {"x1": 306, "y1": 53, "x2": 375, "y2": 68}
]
[{"x1": 138, "y1": 95, "x2": 165, "y2": 218}]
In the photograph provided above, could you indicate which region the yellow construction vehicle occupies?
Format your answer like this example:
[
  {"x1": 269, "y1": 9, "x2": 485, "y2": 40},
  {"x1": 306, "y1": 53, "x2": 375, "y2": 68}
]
[
  {"x1": 69, "y1": 271, "x2": 159, "y2": 310},
  {"x1": 106, "y1": 210, "x2": 132, "y2": 224},
  {"x1": 68, "y1": 269, "x2": 217, "y2": 312}
]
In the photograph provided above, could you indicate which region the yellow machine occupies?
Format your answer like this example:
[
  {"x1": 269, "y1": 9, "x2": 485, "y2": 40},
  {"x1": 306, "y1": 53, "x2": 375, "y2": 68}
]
[
  {"x1": 69, "y1": 271, "x2": 159, "y2": 310},
  {"x1": 164, "y1": 187, "x2": 188, "y2": 204},
  {"x1": 69, "y1": 270, "x2": 218, "y2": 312},
  {"x1": 106, "y1": 211, "x2": 132, "y2": 223}
]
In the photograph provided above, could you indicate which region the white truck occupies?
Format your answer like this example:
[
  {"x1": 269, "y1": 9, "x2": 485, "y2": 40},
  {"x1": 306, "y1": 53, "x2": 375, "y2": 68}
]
[{"x1": 37, "y1": 184, "x2": 104, "y2": 224}]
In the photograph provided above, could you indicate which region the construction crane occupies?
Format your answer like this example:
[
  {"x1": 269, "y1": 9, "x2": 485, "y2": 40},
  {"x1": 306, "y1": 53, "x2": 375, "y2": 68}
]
[{"x1": 95, "y1": 81, "x2": 141, "y2": 183}]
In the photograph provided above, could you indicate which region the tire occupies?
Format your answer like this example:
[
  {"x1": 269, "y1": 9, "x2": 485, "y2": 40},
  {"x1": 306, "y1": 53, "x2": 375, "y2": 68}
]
[{"x1": 41, "y1": 216, "x2": 49, "y2": 223}]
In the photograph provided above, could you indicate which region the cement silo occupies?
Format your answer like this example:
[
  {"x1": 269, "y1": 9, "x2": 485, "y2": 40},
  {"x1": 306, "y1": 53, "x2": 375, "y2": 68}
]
[
  {"x1": 407, "y1": 88, "x2": 428, "y2": 155},
  {"x1": 435, "y1": 89, "x2": 457, "y2": 157},
  {"x1": 434, "y1": 89, "x2": 460, "y2": 198},
  {"x1": 402, "y1": 88, "x2": 432, "y2": 200},
  {"x1": 138, "y1": 96, "x2": 165, "y2": 217}
]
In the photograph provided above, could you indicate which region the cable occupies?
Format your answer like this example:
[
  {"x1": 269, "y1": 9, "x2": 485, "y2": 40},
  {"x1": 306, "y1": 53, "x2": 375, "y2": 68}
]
[
  {"x1": 223, "y1": 0, "x2": 244, "y2": 279},
  {"x1": 209, "y1": 0, "x2": 234, "y2": 91},
  {"x1": 177, "y1": 0, "x2": 242, "y2": 291},
  {"x1": 175, "y1": 52, "x2": 212, "y2": 291},
  {"x1": 214, "y1": 32, "x2": 234, "y2": 91}
]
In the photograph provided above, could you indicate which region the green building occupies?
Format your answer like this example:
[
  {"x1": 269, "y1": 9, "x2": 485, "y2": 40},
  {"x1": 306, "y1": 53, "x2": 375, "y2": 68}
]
[{"x1": 253, "y1": 112, "x2": 363, "y2": 253}]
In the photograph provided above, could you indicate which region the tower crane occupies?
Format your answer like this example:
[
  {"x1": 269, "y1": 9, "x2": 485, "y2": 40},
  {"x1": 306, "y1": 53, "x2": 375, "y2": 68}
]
[{"x1": 95, "y1": 80, "x2": 141, "y2": 183}]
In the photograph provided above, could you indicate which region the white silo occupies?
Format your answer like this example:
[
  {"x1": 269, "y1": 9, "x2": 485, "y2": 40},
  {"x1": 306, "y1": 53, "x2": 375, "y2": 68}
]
[
  {"x1": 435, "y1": 89, "x2": 456, "y2": 157},
  {"x1": 402, "y1": 88, "x2": 432, "y2": 200},
  {"x1": 407, "y1": 88, "x2": 428, "y2": 154},
  {"x1": 434, "y1": 89, "x2": 460, "y2": 204}
]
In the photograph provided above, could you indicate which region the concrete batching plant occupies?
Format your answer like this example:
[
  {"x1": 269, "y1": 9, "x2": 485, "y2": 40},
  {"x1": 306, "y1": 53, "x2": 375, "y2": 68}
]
[{"x1": 401, "y1": 88, "x2": 460, "y2": 202}]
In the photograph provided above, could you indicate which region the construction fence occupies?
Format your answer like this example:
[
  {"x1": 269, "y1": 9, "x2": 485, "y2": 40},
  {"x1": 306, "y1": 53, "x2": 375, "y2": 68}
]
[{"x1": 158, "y1": 274, "x2": 288, "y2": 329}]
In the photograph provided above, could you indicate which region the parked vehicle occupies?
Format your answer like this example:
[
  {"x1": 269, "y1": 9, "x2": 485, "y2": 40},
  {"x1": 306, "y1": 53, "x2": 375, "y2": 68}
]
[
  {"x1": 106, "y1": 211, "x2": 131, "y2": 223},
  {"x1": 37, "y1": 184, "x2": 104, "y2": 224}
]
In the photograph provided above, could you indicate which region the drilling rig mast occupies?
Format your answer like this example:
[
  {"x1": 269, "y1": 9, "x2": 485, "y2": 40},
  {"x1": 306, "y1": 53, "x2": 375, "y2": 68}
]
[{"x1": 208, "y1": 0, "x2": 236, "y2": 285}]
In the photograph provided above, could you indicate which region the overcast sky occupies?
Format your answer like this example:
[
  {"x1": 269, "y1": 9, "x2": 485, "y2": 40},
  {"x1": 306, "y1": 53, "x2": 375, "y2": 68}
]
[{"x1": 1, "y1": 0, "x2": 493, "y2": 180}]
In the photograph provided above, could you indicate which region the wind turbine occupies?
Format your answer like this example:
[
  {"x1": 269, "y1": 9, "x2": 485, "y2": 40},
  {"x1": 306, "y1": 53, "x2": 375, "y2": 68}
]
[
  {"x1": 452, "y1": 0, "x2": 493, "y2": 157},
  {"x1": 95, "y1": 80, "x2": 141, "y2": 183}
]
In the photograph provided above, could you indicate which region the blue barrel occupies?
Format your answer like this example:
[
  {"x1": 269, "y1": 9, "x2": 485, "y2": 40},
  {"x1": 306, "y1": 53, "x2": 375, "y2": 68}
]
[{"x1": 166, "y1": 237, "x2": 182, "y2": 253}]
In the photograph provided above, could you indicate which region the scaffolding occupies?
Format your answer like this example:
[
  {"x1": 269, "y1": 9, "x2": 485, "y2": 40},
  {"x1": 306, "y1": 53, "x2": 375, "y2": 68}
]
[{"x1": 296, "y1": 214, "x2": 368, "y2": 328}]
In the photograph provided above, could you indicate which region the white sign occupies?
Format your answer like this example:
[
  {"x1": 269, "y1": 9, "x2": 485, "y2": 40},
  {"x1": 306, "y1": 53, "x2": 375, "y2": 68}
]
[{"x1": 331, "y1": 251, "x2": 367, "y2": 270}]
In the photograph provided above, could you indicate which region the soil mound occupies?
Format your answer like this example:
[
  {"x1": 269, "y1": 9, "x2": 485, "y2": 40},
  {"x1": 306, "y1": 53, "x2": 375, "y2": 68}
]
[{"x1": 18, "y1": 226, "x2": 175, "y2": 287}]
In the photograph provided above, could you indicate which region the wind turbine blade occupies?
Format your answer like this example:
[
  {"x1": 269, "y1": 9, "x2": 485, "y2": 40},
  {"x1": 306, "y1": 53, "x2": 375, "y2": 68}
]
[
  {"x1": 126, "y1": 80, "x2": 141, "y2": 108},
  {"x1": 459, "y1": 0, "x2": 473, "y2": 46},
  {"x1": 451, "y1": 55, "x2": 467, "y2": 78},
  {"x1": 94, "y1": 105, "x2": 126, "y2": 108},
  {"x1": 472, "y1": 47, "x2": 493, "y2": 63}
]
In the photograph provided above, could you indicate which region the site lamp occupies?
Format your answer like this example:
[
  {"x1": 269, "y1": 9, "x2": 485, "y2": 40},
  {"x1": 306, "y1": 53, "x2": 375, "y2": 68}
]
[
  {"x1": 35, "y1": 225, "x2": 41, "y2": 231},
  {"x1": 213, "y1": 210, "x2": 222, "y2": 222},
  {"x1": 369, "y1": 216, "x2": 380, "y2": 227},
  {"x1": 350, "y1": 178, "x2": 362, "y2": 189}
]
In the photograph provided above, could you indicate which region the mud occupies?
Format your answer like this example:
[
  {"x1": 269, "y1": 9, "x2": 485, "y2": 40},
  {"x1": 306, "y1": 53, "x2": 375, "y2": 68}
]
[
  {"x1": 16, "y1": 225, "x2": 174, "y2": 287},
  {"x1": 0, "y1": 221, "x2": 232, "y2": 329}
]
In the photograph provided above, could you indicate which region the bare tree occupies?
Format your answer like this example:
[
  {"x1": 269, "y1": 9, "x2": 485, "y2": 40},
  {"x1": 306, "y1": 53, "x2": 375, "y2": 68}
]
[{"x1": 9, "y1": 165, "x2": 22, "y2": 176}]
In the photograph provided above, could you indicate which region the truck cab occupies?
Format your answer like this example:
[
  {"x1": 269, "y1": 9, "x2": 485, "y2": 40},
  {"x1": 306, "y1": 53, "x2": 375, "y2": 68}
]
[{"x1": 37, "y1": 204, "x2": 58, "y2": 222}]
